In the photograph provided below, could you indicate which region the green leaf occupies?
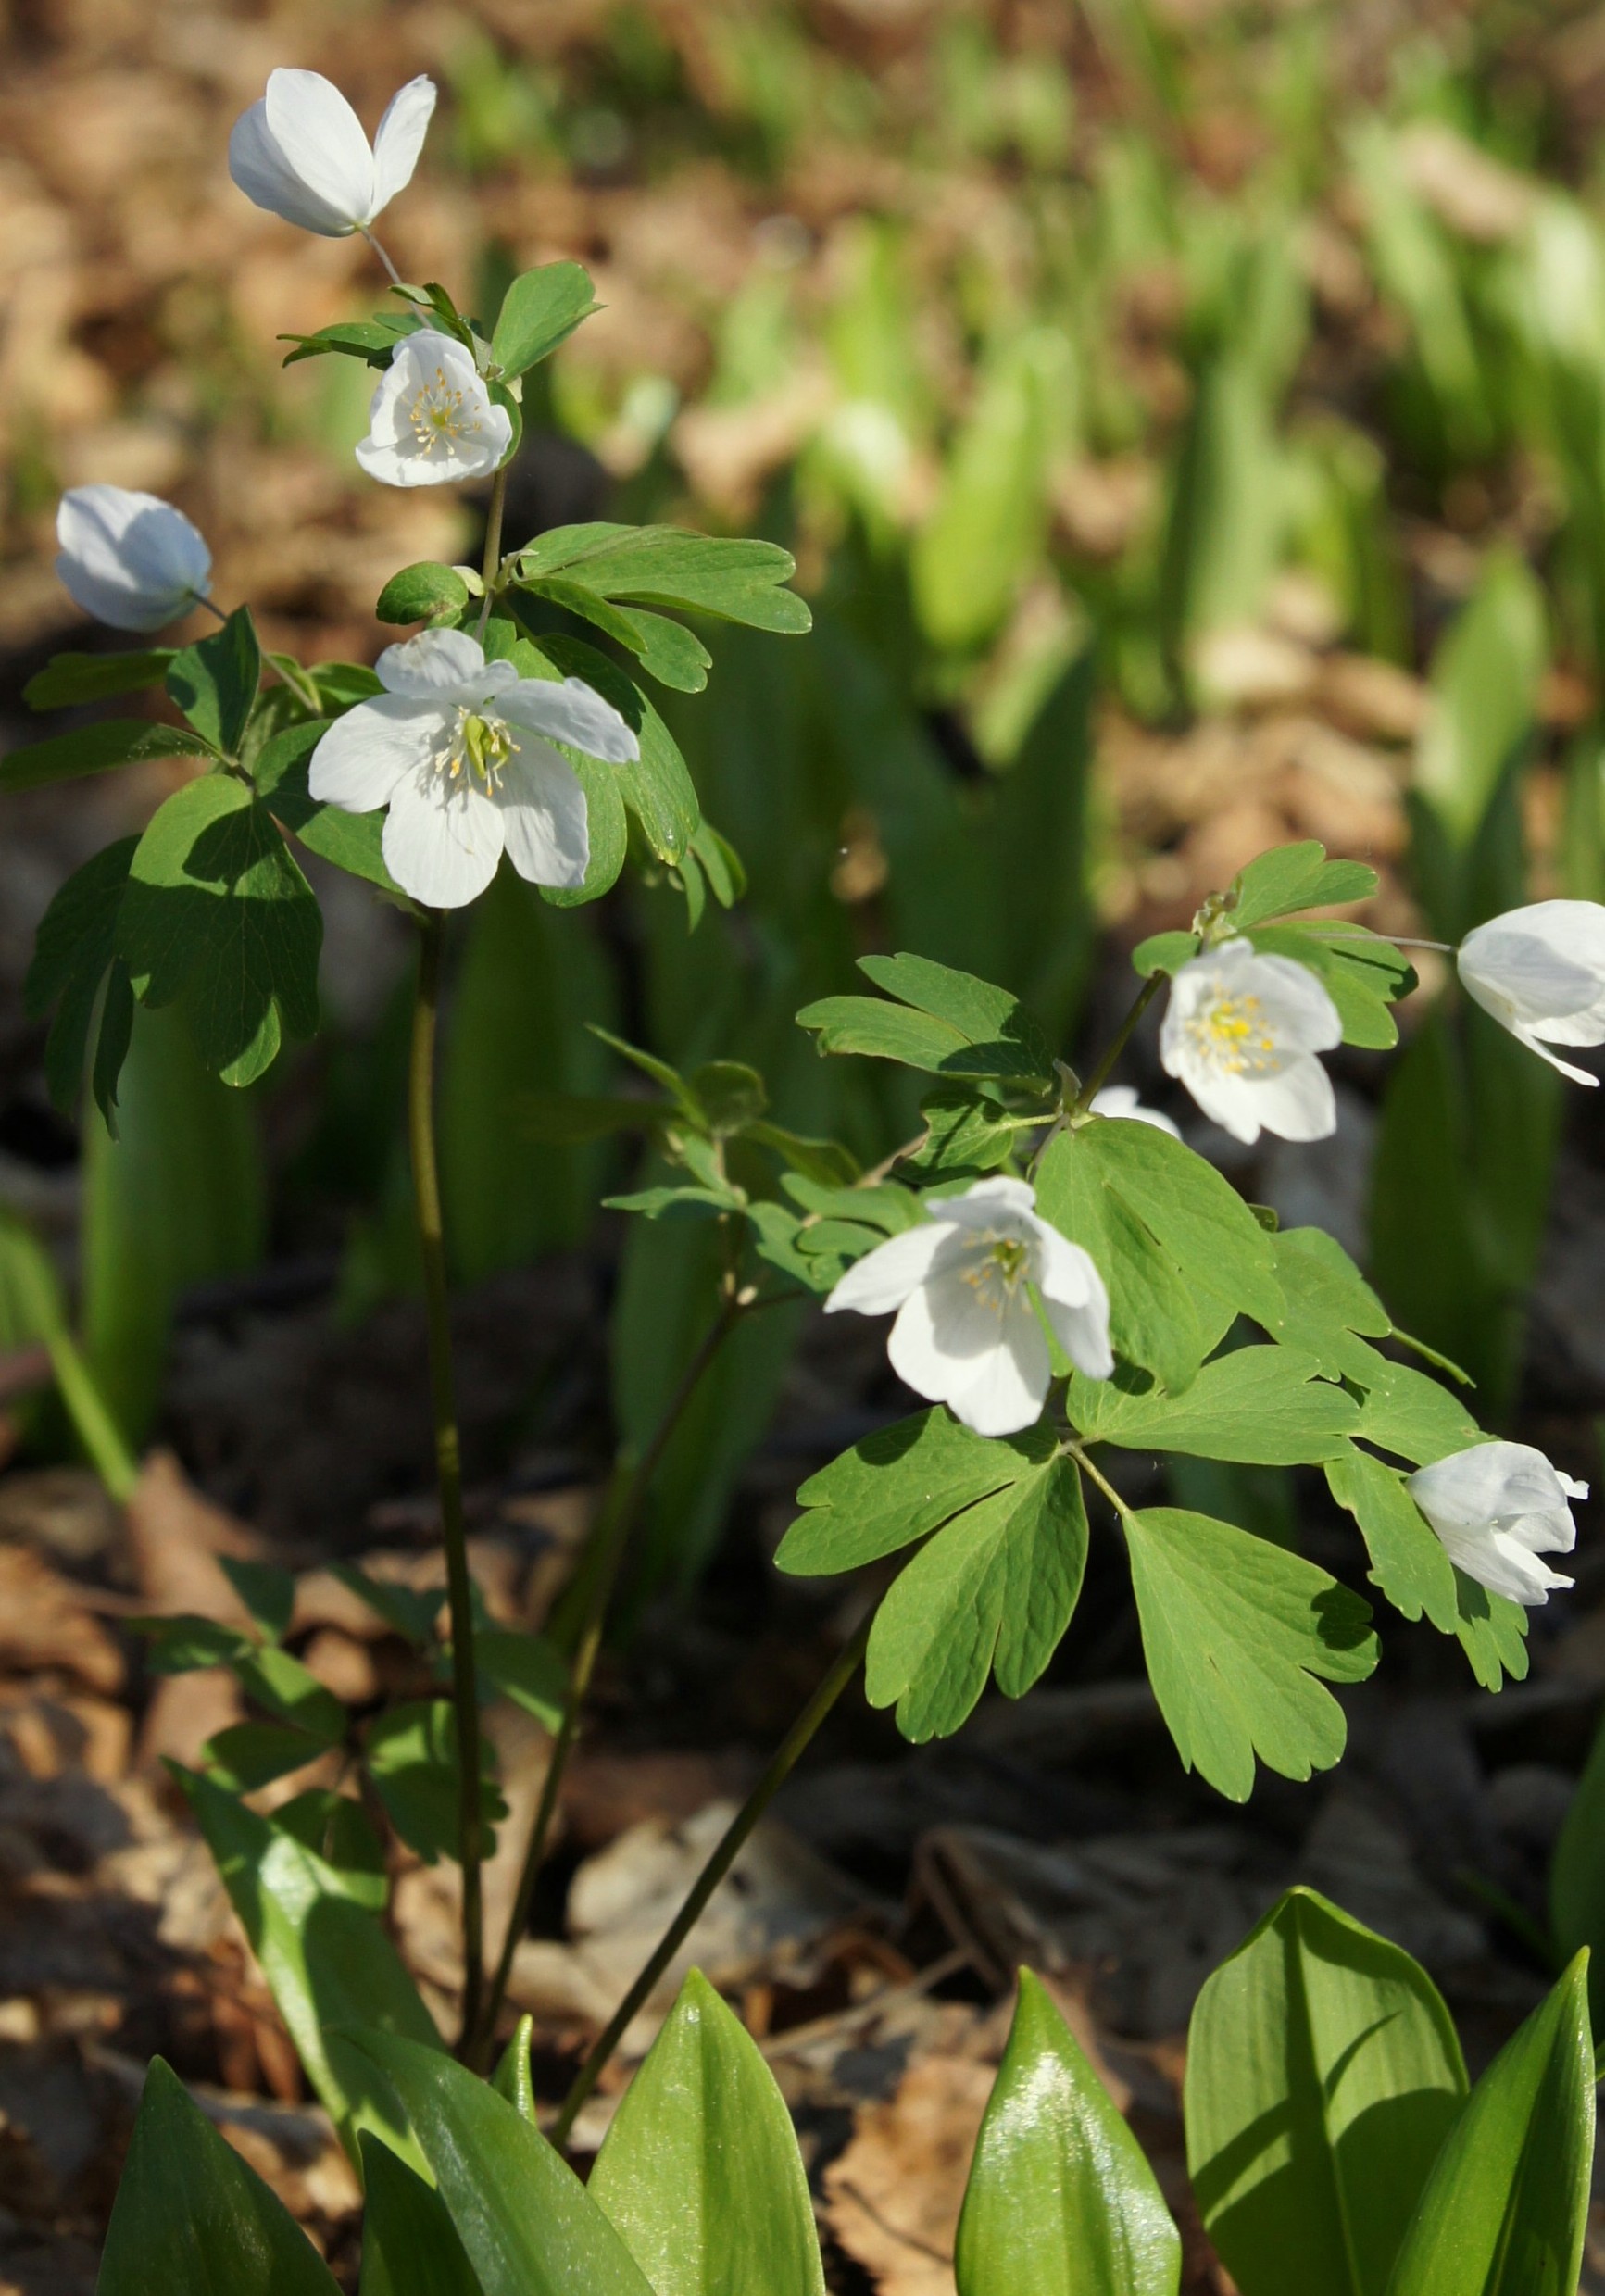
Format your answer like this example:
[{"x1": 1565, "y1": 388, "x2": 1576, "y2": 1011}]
[
  {"x1": 378, "y1": 562, "x2": 471, "y2": 626},
  {"x1": 364, "y1": 1700, "x2": 507, "y2": 1863},
  {"x1": 167, "y1": 605, "x2": 261, "y2": 755},
  {"x1": 1244, "y1": 924, "x2": 1413, "y2": 1051},
  {"x1": 529, "y1": 577, "x2": 714, "y2": 693},
  {"x1": 203, "y1": 1719, "x2": 327, "y2": 1791},
  {"x1": 514, "y1": 522, "x2": 810, "y2": 634},
  {"x1": 1185, "y1": 1888, "x2": 1467, "y2": 2296},
  {"x1": 1070, "y1": 1116, "x2": 1283, "y2": 1330},
  {"x1": 858, "y1": 953, "x2": 1052, "y2": 1070},
  {"x1": 118, "y1": 774, "x2": 322, "y2": 1086},
  {"x1": 475, "y1": 1630, "x2": 567, "y2": 1731},
  {"x1": 1072, "y1": 1348, "x2": 1359, "y2": 1465},
  {"x1": 1132, "y1": 930, "x2": 1200, "y2": 978},
  {"x1": 908, "y1": 1086, "x2": 1021, "y2": 1177},
  {"x1": 866, "y1": 1454, "x2": 1089, "y2": 1741},
  {"x1": 1385, "y1": 1954, "x2": 1593, "y2": 2296},
  {"x1": 1229, "y1": 843, "x2": 1379, "y2": 929},
  {"x1": 331, "y1": 1564, "x2": 443, "y2": 1646},
  {"x1": 1267, "y1": 1227, "x2": 1390, "y2": 1376},
  {"x1": 1038, "y1": 1134, "x2": 1214, "y2": 1395},
  {"x1": 796, "y1": 994, "x2": 975, "y2": 1072},
  {"x1": 1348, "y1": 1356, "x2": 1481, "y2": 1466},
  {"x1": 1122, "y1": 1508, "x2": 1377, "y2": 1801},
  {"x1": 519, "y1": 631, "x2": 699, "y2": 867},
  {"x1": 23, "y1": 834, "x2": 139, "y2": 1124},
  {"x1": 799, "y1": 955, "x2": 1051, "y2": 1082},
  {"x1": 490, "y1": 260, "x2": 599, "y2": 377},
  {"x1": 255, "y1": 719, "x2": 401, "y2": 892},
  {"x1": 272, "y1": 1789, "x2": 388, "y2": 1911},
  {"x1": 955, "y1": 1968, "x2": 1180, "y2": 2296},
  {"x1": 591, "y1": 1969, "x2": 827, "y2": 2296},
  {"x1": 1324, "y1": 1448, "x2": 1459, "y2": 1632},
  {"x1": 492, "y1": 2017, "x2": 538, "y2": 2126},
  {"x1": 232, "y1": 1642, "x2": 347, "y2": 1741},
  {"x1": 359, "y1": 2133, "x2": 483, "y2": 2296},
  {"x1": 1413, "y1": 546, "x2": 1546, "y2": 849},
  {"x1": 281, "y1": 312, "x2": 422, "y2": 367},
  {"x1": 175, "y1": 1766, "x2": 443, "y2": 2164},
  {"x1": 0, "y1": 717, "x2": 211, "y2": 792},
  {"x1": 100, "y1": 2059, "x2": 339, "y2": 2296},
  {"x1": 1451, "y1": 1571, "x2": 1529, "y2": 1693},
  {"x1": 24, "y1": 647, "x2": 175, "y2": 709},
  {"x1": 219, "y1": 1555, "x2": 295, "y2": 1642},
  {"x1": 1551, "y1": 1710, "x2": 1605, "y2": 2033},
  {"x1": 778, "y1": 1408, "x2": 1054, "y2": 1575},
  {"x1": 352, "y1": 2030, "x2": 658, "y2": 2296},
  {"x1": 132, "y1": 1612, "x2": 250, "y2": 1672}
]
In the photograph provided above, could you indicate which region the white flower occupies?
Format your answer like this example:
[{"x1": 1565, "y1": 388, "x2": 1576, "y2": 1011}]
[
  {"x1": 1160, "y1": 938, "x2": 1341, "y2": 1146},
  {"x1": 824, "y1": 1175, "x2": 1112, "y2": 1437},
  {"x1": 308, "y1": 628, "x2": 638, "y2": 909},
  {"x1": 1089, "y1": 1085, "x2": 1182, "y2": 1138},
  {"x1": 56, "y1": 486, "x2": 211, "y2": 633},
  {"x1": 356, "y1": 332, "x2": 513, "y2": 488},
  {"x1": 1458, "y1": 900, "x2": 1605, "y2": 1086},
  {"x1": 229, "y1": 69, "x2": 435, "y2": 238},
  {"x1": 1408, "y1": 1440, "x2": 1586, "y2": 1608}
]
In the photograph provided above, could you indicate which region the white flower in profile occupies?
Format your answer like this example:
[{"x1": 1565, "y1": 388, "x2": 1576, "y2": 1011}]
[
  {"x1": 1457, "y1": 900, "x2": 1605, "y2": 1085},
  {"x1": 308, "y1": 628, "x2": 638, "y2": 909},
  {"x1": 824, "y1": 1175, "x2": 1112, "y2": 1438},
  {"x1": 1089, "y1": 1085, "x2": 1182, "y2": 1138},
  {"x1": 56, "y1": 486, "x2": 212, "y2": 632},
  {"x1": 229, "y1": 69, "x2": 435, "y2": 239},
  {"x1": 1160, "y1": 938, "x2": 1341, "y2": 1146},
  {"x1": 1408, "y1": 1440, "x2": 1586, "y2": 1607},
  {"x1": 356, "y1": 332, "x2": 513, "y2": 488}
]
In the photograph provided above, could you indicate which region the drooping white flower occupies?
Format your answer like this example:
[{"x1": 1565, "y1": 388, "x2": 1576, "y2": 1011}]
[
  {"x1": 56, "y1": 486, "x2": 212, "y2": 633},
  {"x1": 824, "y1": 1175, "x2": 1112, "y2": 1438},
  {"x1": 1089, "y1": 1085, "x2": 1182, "y2": 1138},
  {"x1": 1160, "y1": 937, "x2": 1341, "y2": 1146},
  {"x1": 308, "y1": 628, "x2": 638, "y2": 909},
  {"x1": 1457, "y1": 900, "x2": 1605, "y2": 1086},
  {"x1": 355, "y1": 332, "x2": 513, "y2": 488},
  {"x1": 229, "y1": 69, "x2": 435, "y2": 238},
  {"x1": 1408, "y1": 1440, "x2": 1586, "y2": 1608}
]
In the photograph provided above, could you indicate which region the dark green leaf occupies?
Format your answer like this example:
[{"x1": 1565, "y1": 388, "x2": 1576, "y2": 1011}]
[
  {"x1": 232, "y1": 1643, "x2": 347, "y2": 1742},
  {"x1": 167, "y1": 605, "x2": 261, "y2": 755},
  {"x1": 203, "y1": 1720, "x2": 327, "y2": 1791},
  {"x1": 254, "y1": 720, "x2": 401, "y2": 892},
  {"x1": 331, "y1": 1563, "x2": 443, "y2": 1646},
  {"x1": 0, "y1": 718, "x2": 211, "y2": 793},
  {"x1": 271, "y1": 1790, "x2": 387, "y2": 1911},
  {"x1": 475, "y1": 1630, "x2": 567, "y2": 1732},
  {"x1": 359, "y1": 2133, "x2": 483, "y2": 2296},
  {"x1": 364, "y1": 1700, "x2": 506, "y2": 1863},
  {"x1": 1122, "y1": 1508, "x2": 1377, "y2": 1801},
  {"x1": 520, "y1": 631, "x2": 700, "y2": 866},
  {"x1": 777, "y1": 1409, "x2": 1055, "y2": 1575},
  {"x1": 24, "y1": 648, "x2": 175, "y2": 709},
  {"x1": 1185, "y1": 1887, "x2": 1466, "y2": 2296},
  {"x1": 1245, "y1": 924, "x2": 1413, "y2": 1051},
  {"x1": 281, "y1": 313, "x2": 423, "y2": 367},
  {"x1": 513, "y1": 522, "x2": 810, "y2": 634},
  {"x1": 100, "y1": 2058, "x2": 339, "y2": 2296},
  {"x1": 1550, "y1": 1709, "x2": 1605, "y2": 2033},
  {"x1": 132, "y1": 1612, "x2": 250, "y2": 1673},
  {"x1": 491, "y1": 260, "x2": 600, "y2": 377},
  {"x1": 377, "y1": 563, "x2": 471, "y2": 626},
  {"x1": 23, "y1": 834, "x2": 139, "y2": 1123},
  {"x1": 957, "y1": 1968, "x2": 1180, "y2": 2296},
  {"x1": 219, "y1": 1555, "x2": 295, "y2": 1642}
]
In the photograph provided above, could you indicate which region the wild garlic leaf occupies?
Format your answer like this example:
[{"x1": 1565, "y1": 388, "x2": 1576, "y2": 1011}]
[{"x1": 1122, "y1": 1507, "x2": 1377, "y2": 1801}]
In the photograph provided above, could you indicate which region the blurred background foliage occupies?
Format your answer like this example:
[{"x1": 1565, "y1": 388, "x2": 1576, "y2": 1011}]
[{"x1": 5, "y1": 0, "x2": 1605, "y2": 1584}]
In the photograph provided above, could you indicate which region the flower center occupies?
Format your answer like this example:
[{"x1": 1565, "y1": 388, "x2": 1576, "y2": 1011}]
[
  {"x1": 408, "y1": 364, "x2": 486, "y2": 457},
  {"x1": 433, "y1": 708, "x2": 513, "y2": 791},
  {"x1": 963, "y1": 1233, "x2": 1030, "y2": 1307},
  {"x1": 1185, "y1": 991, "x2": 1281, "y2": 1076}
]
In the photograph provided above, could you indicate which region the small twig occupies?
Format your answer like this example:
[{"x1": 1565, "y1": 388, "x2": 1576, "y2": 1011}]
[{"x1": 759, "y1": 1947, "x2": 969, "y2": 2061}]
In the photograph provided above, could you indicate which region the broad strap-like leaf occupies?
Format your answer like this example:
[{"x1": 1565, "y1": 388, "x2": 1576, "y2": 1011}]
[
  {"x1": 353, "y1": 2030, "x2": 658, "y2": 2296},
  {"x1": 1384, "y1": 1954, "x2": 1593, "y2": 2296},
  {"x1": 0, "y1": 716, "x2": 211, "y2": 792},
  {"x1": 359, "y1": 2133, "x2": 483, "y2": 2296},
  {"x1": 100, "y1": 2058, "x2": 340, "y2": 2296},
  {"x1": 590, "y1": 1968, "x2": 827, "y2": 2296},
  {"x1": 1185, "y1": 1888, "x2": 1467, "y2": 2296},
  {"x1": 1551, "y1": 1712, "x2": 1605, "y2": 2035},
  {"x1": 167, "y1": 605, "x2": 261, "y2": 755},
  {"x1": 956, "y1": 1969, "x2": 1181, "y2": 2296},
  {"x1": 1122, "y1": 1509, "x2": 1378, "y2": 1801},
  {"x1": 1072, "y1": 1347, "x2": 1359, "y2": 1465},
  {"x1": 117, "y1": 773, "x2": 322, "y2": 1086},
  {"x1": 175, "y1": 1766, "x2": 443, "y2": 2165}
]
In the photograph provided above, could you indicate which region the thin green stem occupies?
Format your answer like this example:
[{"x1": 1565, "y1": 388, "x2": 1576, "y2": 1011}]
[
  {"x1": 362, "y1": 226, "x2": 404, "y2": 287},
  {"x1": 45, "y1": 1327, "x2": 139, "y2": 1504},
  {"x1": 1072, "y1": 973, "x2": 1164, "y2": 1116},
  {"x1": 473, "y1": 1287, "x2": 749, "y2": 2063},
  {"x1": 548, "y1": 1605, "x2": 873, "y2": 2148},
  {"x1": 475, "y1": 466, "x2": 509, "y2": 640},
  {"x1": 408, "y1": 911, "x2": 485, "y2": 2050},
  {"x1": 1064, "y1": 1437, "x2": 1130, "y2": 1520}
]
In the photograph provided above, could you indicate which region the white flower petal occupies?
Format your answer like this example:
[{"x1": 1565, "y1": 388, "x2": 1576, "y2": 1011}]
[
  {"x1": 1507, "y1": 1023, "x2": 1600, "y2": 1088},
  {"x1": 382, "y1": 770, "x2": 504, "y2": 908},
  {"x1": 496, "y1": 738, "x2": 591, "y2": 890},
  {"x1": 370, "y1": 76, "x2": 436, "y2": 215},
  {"x1": 1161, "y1": 1055, "x2": 1268, "y2": 1145},
  {"x1": 375, "y1": 627, "x2": 488, "y2": 697},
  {"x1": 1089, "y1": 1085, "x2": 1181, "y2": 1136},
  {"x1": 1228, "y1": 1052, "x2": 1336, "y2": 1142},
  {"x1": 947, "y1": 1298, "x2": 1050, "y2": 1435},
  {"x1": 228, "y1": 98, "x2": 353, "y2": 235},
  {"x1": 1561, "y1": 1472, "x2": 1591, "y2": 1501},
  {"x1": 1030, "y1": 1225, "x2": 1113, "y2": 1378},
  {"x1": 824, "y1": 1222, "x2": 951, "y2": 1317},
  {"x1": 356, "y1": 334, "x2": 512, "y2": 488},
  {"x1": 1043, "y1": 1290, "x2": 1115, "y2": 1380},
  {"x1": 932, "y1": 1175, "x2": 1037, "y2": 1235},
  {"x1": 1409, "y1": 1439, "x2": 1581, "y2": 1608},
  {"x1": 1461, "y1": 902, "x2": 1605, "y2": 1035},
  {"x1": 498, "y1": 676, "x2": 640, "y2": 763},
  {"x1": 308, "y1": 696, "x2": 444, "y2": 811},
  {"x1": 1241, "y1": 953, "x2": 1344, "y2": 1051},
  {"x1": 56, "y1": 486, "x2": 211, "y2": 631},
  {"x1": 261, "y1": 69, "x2": 376, "y2": 232}
]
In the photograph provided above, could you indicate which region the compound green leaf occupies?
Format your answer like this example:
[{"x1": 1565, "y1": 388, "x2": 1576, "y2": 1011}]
[
  {"x1": 24, "y1": 648, "x2": 175, "y2": 709},
  {"x1": 514, "y1": 522, "x2": 809, "y2": 634},
  {"x1": 167, "y1": 606, "x2": 261, "y2": 755},
  {"x1": 1267, "y1": 1227, "x2": 1390, "y2": 1376},
  {"x1": 0, "y1": 717, "x2": 210, "y2": 792},
  {"x1": 232, "y1": 1641, "x2": 346, "y2": 1741},
  {"x1": 1348, "y1": 1355, "x2": 1481, "y2": 1466},
  {"x1": 1324, "y1": 1447, "x2": 1459, "y2": 1631},
  {"x1": 1122, "y1": 1508, "x2": 1377, "y2": 1801},
  {"x1": 272, "y1": 1789, "x2": 388, "y2": 1911},
  {"x1": 219, "y1": 1555, "x2": 295, "y2": 1641},
  {"x1": 865, "y1": 1454, "x2": 1088, "y2": 1741},
  {"x1": 281, "y1": 312, "x2": 422, "y2": 367},
  {"x1": 491, "y1": 260, "x2": 599, "y2": 377},
  {"x1": 23, "y1": 834, "x2": 138, "y2": 1123},
  {"x1": 1185, "y1": 1888, "x2": 1466, "y2": 2296},
  {"x1": 100, "y1": 2058, "x2": 339, "y2": 2296},
  {"x1": 353, "y1": 2030, "x2": 658, "y2": 2296},
  {"x1": 1075, "y1": 1120, "x2": 1283, "y2": 1330},
  {"x1": 1245, "y1": 924, "x2": 1413, "y2": 1051},
  {"x1": 1450, "y1": 1571, "x2": 1529, "y2": 1692},
  {"x1": 365, "y1": 1700, "x2": 507, "y2": 1863},
  {"x1": 1384, "y1": 1955, "x2": 1592, "y2": 2296},
  {"x1": 1073, "y1": 1348, "x2": 1359, "y2": 1465},
  {"x1": 956, "y1": 1968, "x2": 1180, "y2": 2296},
  {"x1": 1229, "y1": 844, "x2": 1379, "y2": 929},
  {"x1": 475, "y1": 1630, "x2": 568, "y2": 1732},
  {"x1": 520, "y1": 630, "x2": 698, "y2": 867},
  {"x1": 203, "y1": 1720, "x2": 328, "y2": 1792},
  {"x1": 590, "y1": 1968, "x2": 826, "y2": 2296},
  {"x1": 776, "y1": 1408, "x2": 1053, "y2": 1575}
]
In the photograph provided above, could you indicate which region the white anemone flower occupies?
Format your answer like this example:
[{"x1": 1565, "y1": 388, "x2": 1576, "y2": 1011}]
[
  {"x1": 1160, "y1": 937, "x2": 1341, "y2": 1146},
  {"x1": 824, "y1": 1175, "x2": 1112, "y2": 1438},
  {"x1": 1457, "y1": 900, "x2": 1605, "y2": 1085},
  {"x1": 56, "y1": 486, "x2": 212, "y2": 633},
  {"x1": 356, "y1": 332, "x2": 513, "y2": 488},
  {"x1": 308, "y1": 628, "x2": 638, "y2": 909},
  {"x1": 1089, "y1": 1085, "x2": 1182, "y2": 1138},
  {"x1": 229, "y1": 69, "x2": 435, "y2": 239},
  {"x1": 1408, "y1": 1441, "x2": 1586, "y2": 1608}
]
